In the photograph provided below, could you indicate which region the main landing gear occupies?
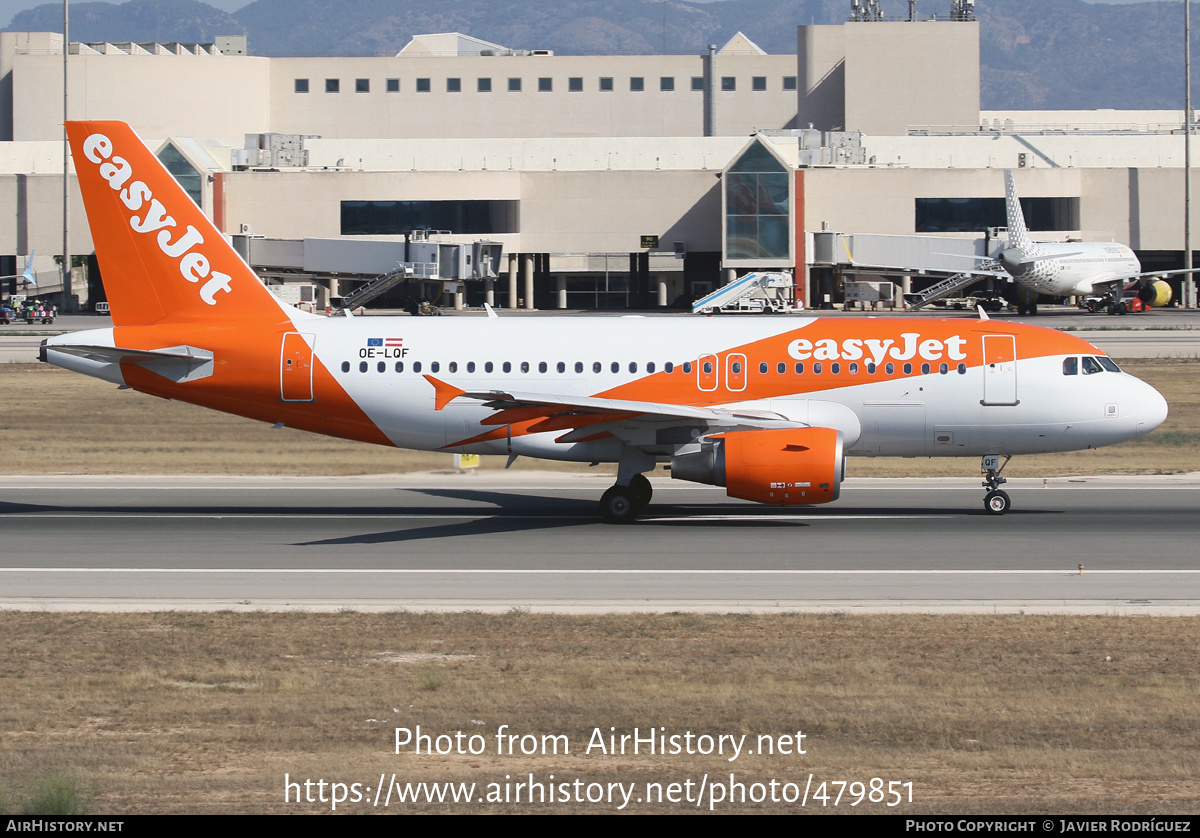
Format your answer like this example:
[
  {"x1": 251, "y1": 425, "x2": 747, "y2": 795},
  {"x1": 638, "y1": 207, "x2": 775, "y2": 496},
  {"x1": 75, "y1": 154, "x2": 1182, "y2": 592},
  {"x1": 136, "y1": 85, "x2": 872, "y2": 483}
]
[
  {"x1": 981, "y1": 453, "x2": 1012, "y2": 515},
  {"x1": 600, "y1": 448, "x2": 656, "y2": 524},
  {"x1": 599, "y1": 474, "x2": 653, "y2": 524}
]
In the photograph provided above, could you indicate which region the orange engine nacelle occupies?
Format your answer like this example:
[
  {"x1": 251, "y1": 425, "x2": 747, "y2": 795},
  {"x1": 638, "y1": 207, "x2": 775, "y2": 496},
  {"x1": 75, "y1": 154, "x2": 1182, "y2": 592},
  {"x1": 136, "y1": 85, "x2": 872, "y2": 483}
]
[{"x1": 670, "y1": 427, "x2": 845, "y2": 506}]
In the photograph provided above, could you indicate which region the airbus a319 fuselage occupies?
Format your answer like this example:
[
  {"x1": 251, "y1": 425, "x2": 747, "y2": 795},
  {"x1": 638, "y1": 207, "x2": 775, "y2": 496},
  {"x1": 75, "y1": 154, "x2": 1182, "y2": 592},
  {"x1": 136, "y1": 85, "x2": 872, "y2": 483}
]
[{"x1": 43, "y1": 121, "x2": 1169, "y2": 521}]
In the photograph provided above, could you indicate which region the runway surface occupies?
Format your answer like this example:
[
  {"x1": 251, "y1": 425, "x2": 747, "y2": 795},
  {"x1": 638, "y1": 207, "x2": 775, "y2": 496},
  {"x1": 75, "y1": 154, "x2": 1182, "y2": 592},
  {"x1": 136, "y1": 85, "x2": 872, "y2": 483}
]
[{"x1": 2, "y1": 473, "x2": 1197, "y2": 613}]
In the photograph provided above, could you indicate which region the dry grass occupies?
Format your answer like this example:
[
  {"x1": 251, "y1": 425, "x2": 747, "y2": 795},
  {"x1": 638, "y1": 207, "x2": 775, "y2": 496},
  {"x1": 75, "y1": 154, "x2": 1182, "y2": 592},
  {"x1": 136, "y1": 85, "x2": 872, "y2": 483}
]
[
  {"x1": 0, "y1": 612, "x2": 1197, "y2": 814},
  {"x1": 0, "y1": 359, "x2": 1196, "y2": 478}
]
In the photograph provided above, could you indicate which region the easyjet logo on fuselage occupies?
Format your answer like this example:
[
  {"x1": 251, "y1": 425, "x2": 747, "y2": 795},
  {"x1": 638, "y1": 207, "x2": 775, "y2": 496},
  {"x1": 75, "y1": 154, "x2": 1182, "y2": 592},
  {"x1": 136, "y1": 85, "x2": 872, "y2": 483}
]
[
  {"x1": 80, "y1": 133, "x2": 232, "y2": 306},
  {"x1": 787, "y1": 333, "x2": 968, "y2": 364}
]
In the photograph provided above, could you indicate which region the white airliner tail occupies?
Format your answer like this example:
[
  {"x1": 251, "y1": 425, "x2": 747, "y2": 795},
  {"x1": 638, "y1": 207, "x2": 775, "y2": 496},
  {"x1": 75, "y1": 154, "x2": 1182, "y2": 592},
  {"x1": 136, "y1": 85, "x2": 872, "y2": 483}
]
[{"x1": 1004, "y1": 170, "x2": 1033, "y2": 251}]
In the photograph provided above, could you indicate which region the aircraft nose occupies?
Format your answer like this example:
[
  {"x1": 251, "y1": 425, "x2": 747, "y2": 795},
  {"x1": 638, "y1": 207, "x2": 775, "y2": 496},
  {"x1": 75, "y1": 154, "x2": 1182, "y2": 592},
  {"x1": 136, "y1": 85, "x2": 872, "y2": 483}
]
[{"x1": 1134, "y1": 379, "x2": 1168, "y2": 435}]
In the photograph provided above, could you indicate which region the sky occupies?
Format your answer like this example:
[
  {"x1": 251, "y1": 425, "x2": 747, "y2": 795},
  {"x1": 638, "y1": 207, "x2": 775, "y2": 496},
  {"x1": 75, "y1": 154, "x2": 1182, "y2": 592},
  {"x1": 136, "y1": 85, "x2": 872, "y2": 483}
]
[{"x1": 0, "y1": 0, "x2": 1161, "y2": 32}]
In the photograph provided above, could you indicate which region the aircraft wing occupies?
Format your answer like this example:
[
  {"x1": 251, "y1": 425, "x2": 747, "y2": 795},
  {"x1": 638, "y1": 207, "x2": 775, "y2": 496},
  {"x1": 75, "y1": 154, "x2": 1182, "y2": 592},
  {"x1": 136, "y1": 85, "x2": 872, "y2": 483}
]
[{"x1": 424, "y1": 374, "x2": 810, "y2": 448}]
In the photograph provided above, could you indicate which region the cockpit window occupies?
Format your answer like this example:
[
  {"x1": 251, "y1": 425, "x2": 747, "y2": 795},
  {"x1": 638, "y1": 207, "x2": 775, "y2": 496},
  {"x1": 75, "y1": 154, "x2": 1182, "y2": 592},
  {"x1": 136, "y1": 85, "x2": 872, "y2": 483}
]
[
  {"x1": 1098, "y1": 356, "x2": 1121, "y2": 373},
  {"x1": 1082, "y1": 356, "x2": 1104, "y2": 375},
  {"x1": 1063, "y1": 357, "x2": 1078, "y2": 376}
]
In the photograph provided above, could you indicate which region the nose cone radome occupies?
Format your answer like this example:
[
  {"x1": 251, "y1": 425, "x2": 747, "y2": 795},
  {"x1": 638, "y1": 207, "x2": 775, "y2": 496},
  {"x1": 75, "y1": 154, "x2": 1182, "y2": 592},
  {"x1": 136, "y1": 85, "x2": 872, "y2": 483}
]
[{"x1": 1134, "y1": 379, "x2": 1169, "y2": 437}]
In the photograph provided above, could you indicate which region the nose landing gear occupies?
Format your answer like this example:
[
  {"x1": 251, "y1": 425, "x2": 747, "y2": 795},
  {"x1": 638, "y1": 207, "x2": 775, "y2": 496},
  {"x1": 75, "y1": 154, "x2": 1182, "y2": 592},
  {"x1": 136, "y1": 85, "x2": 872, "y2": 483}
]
[{"x1": 981, "y1": 453, "x2": 1012, "y2": 515}]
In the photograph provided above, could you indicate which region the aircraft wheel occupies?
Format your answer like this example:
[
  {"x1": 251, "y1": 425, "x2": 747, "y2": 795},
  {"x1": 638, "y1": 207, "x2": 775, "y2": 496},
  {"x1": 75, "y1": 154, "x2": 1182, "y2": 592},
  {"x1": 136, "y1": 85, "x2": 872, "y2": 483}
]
[
  {"x1": 628, "y1": 473, "x2": 653, "y2": 510},
  {"x1": 1028, "y1": 302, "x2": 1038, "y2": 316},
  {"x1": 600, "y1": 486, "x2": 639, "y2": 524},
  {"x1": 984, "y1": 490, "x2": 1011, "y2": 516},
  {"x1": 1116, "y1": 302, "x2": 1128, "y2": 315}
]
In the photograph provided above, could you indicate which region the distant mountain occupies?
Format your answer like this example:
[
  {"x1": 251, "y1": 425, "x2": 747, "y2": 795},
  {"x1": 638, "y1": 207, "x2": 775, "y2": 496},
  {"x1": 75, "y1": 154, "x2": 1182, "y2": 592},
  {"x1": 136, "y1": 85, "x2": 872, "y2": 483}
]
[{"x1": 3, "y1": 0, "x2": 1195, "y2": 110}]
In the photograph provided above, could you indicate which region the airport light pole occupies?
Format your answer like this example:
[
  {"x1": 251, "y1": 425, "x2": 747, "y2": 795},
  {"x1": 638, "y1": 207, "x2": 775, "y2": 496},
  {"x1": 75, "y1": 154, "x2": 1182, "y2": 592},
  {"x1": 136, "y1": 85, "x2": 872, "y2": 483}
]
[{"x1": 62, "y1": 0, "x2": 70, "y2": 311}]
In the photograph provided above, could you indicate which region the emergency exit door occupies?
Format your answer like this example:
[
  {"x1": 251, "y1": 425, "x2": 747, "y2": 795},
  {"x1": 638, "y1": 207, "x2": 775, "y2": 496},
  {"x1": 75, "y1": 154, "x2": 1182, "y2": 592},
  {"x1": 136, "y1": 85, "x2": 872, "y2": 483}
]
[
  {"x1": 280, "y1": 332, "x2": 315, "y2": 402},
  {"x1": 982, "y1": 334, "x2": 1018, "y2": 406}
]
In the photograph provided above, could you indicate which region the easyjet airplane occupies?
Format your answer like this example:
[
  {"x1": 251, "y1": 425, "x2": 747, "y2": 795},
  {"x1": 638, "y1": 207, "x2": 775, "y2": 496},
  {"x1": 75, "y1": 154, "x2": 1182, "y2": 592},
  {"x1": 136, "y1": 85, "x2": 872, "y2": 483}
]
[{"x1": 42, "y1": 121, "x2": 1169, "y2": 521}]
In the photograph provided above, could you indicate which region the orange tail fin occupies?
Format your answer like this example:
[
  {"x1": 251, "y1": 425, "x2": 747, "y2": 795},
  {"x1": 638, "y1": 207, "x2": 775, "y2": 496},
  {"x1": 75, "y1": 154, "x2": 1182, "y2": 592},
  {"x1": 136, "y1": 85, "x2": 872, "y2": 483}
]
[{"x1": 66, "y1": 121, "x2": 286, "y2": 328}]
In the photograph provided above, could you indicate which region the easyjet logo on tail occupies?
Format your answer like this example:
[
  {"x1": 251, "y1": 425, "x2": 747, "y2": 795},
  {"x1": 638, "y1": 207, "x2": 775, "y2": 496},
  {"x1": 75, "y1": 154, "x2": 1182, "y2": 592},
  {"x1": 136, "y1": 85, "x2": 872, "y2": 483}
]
[{"x1": 80, "y1": 133, "x2": 233, "y2": 306}]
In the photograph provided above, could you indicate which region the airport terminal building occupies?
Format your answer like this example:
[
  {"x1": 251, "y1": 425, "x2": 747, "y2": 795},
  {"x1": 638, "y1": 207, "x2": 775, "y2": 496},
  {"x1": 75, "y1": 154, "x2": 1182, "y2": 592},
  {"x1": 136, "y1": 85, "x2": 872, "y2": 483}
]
[{"x1": 0, "y1": 13, "x2": 1197, "y2": 310}]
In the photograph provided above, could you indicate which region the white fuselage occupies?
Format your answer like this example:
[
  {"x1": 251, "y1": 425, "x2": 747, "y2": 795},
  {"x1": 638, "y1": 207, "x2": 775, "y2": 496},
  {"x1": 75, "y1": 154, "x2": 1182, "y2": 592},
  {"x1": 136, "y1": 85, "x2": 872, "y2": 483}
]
[{"x1": 1002, "y1": 242, "x2": 1140, "y2": 297}]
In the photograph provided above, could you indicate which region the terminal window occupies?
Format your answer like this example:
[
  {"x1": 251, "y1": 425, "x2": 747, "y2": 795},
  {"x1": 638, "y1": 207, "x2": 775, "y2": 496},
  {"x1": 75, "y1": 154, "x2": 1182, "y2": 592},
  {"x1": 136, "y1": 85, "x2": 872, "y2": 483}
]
[
  {"x1": 721, "y1": 76, "x2": 736, "y2": 91},
  {"x1": 294, "y1": 78, "x2": 309, "y2": 93},
  {"x1": 569, "y1": 77, "x2": 583, "y2": 92},
  {"x1": 660, "y1": 77, "x2": 674, "y2": 91},
  {"x1": 783, "y1": 76, "x2": 797, "y2": 91},
  {"x1": 478, "y1": 77, "x2": 492, "y2": 92},
  {"x1": 509, "y1": 77, "x2": 522, "y2": 91},
  {"x1": 599, "y1": 77, "x2": 614, "y2": 91},
  {"x1": 416, "y1": 78, "x2": 431, "y2": 92},
  {"x1": 386, "y1": 78, "x2": 399, "y2": 92},
  {"x1": 725, "y1": 140, "x2": 789, "y2": 261},
  {"x1": 630, "y1": 77, "x2": 645, "y2": 91},
  {"x1": 915, "y1": 197, "x2": 1078, "y2": 233},
  {"x1": 691, "y1": 76, "x2": 704, "y2": 91},
  {"x1": 355, "y1": 78, "x2": 369, "y2": 93},
  {"x1": 341, "y1": 200, "x2": 520, "y2": 236},
  {"x1": 538, "y1": 77, "x2": 552, "y2": 92},
  {"x1": 447, "y1": 77, "x2": 462, "y2": 92},
  {"x1": 325, "y1": 78, "x2": 340, "y2": 93},
  {"x1": 752, "y1": 76, "x2": 766, "y2": 91}
]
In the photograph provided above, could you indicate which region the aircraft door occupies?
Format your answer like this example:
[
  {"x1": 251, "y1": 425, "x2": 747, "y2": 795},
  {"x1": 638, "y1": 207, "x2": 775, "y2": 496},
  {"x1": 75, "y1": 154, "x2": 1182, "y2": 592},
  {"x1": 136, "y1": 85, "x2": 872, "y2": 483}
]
[
  {"x1": 698, "y1": 354, "x2": 718, "y2": 392},
  {"x1": 280, "y1": 332, "x2": 315, "y2": 402},
  {"x1": 982, "y1": 334, "x2": 1018, "y2": 406},
  {"x1": 726, "y1": 353, "x2": 747, "y2": 392}
]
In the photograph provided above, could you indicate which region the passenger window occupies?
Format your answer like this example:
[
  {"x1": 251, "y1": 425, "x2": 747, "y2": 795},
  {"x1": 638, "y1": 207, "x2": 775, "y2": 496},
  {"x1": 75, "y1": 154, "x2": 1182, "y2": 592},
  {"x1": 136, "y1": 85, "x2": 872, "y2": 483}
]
[
  {"x1": 665, "y1": 362, "x2": 674, "y2": 373},
  {"x1": 957, "y1": 363, "x2": 967, "y2": 374},
  {"x1": 1063, "y1": 358, "x2": 1078, "y2": 376},
  {"x1": 430, "y1": 361, "x2": 440, "y2": 373},
  {"x1": 413, "y1": 361, "x2": 422, "y2": 373},
  {"x1": 813, "y1": 362, "x2": 822, "y2": 374},
  {"x1": 939, "y1": 363, "x2": 948, "y2": 374},
  {"x1": 849, "y1": 363, "x2": 859, "y2": 374},
  {"x1": 377, "y1": 361, "x2": 386, "y2": 373},
  {"x1": 485, "y1": 361, "x2": 494, "y2": 373},
  {"x1": 703, "y1": 361, "x2": 714, "y2": 374},
  {"x1": 538, "y1": 361, "x2": 547, "y2": 373},
  {"x1": 885, "y1": 363, "x2": 895, "y2": 375},
  {"x1": 683, "y1": 362, "x2": 692, "y2": 374},
  {"x1": 903, "y1": 363, "x2": 913, "y2": 375},
  {"x1": 575, "y1": 362, "x2": 583, "y2": 373},
  {"x1": 341, "y1": 361, "x2": 350, "y2": 373},
  {"x1": 629, "y1": 362, "x2": 638, "y2": 373},
  {"x1": 557, "y1": 362, "x2": 566, "y2": 373},
  {"x1": 466, "y1": 361, "x2": 475, "y2": 373},
  {"x1": 921, "y1": 363, "x2": 930, "y2": 375},
  {"x1": 395, "y1": 361, "x2": 404, "y2": 372},
  {"x1": 731, "y1": 361, "x2": 742, "y2": 374},
  {"x1": 758, "y1": 362, "x2": 768, "y2": 374},
  {"x1": 359, "y1": 361, "x2": 368, "y2": 373},
  {"x1": 1082, "y1": 357, "x2": 1103, "y2": 375},
  {"x1": 647, "y1": 362, "x2": 656, "y2": 373},
  {"x1": 593, "y1": 362, "x2": 602, "y2": 373},
  {"x1": 777, "y1": 362, "x2": 786, "y2": 374},
  {"x1": 449, "y1": 361, "x2": 458, "y2": 373},
  {"x1": 831, "y1": 363, "x2": 841, "y2": 375},
  {"x1": 794, "y1": 362, "x2": 804, "y2": 374},
  {"x1": 502, "y1": 362, "x2": 511, "y2": 373},
  {"x1": 866, "y1": 362, "x2": 876, "y2": 374},
  {"x1": 521, "y1": 362, "x2": 530, "y2": 373},
  {"x1": 611, "y1": 362, "x2": 620, "y2": 373}
]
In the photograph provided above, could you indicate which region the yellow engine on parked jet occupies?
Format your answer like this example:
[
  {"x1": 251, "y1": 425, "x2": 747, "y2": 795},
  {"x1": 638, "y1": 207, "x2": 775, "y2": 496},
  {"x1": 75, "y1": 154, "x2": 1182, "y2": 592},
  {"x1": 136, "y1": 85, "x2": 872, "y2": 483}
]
[{"x1": 1138, "y1": 279, "x2": 1173, "y2": 307}]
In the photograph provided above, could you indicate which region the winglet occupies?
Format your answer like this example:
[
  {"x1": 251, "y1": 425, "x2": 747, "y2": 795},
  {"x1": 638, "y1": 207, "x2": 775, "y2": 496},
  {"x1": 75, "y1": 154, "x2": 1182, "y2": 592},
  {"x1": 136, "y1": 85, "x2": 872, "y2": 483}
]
[
  {"x1": 484, "y1": 303, "x2": 499, "y2": 319},
  {"x1": 977, "y1": 305, "x2": 990, "y2": 321},
  {"x1": 424, "y1": 374, "x2": 466, "y2": 410}
]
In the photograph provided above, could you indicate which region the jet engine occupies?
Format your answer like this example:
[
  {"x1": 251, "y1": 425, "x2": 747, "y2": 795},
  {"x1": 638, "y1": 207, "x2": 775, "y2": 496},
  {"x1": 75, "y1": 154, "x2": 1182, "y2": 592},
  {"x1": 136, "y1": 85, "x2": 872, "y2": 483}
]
[
  {"x1": 670, "y1": 427, "x2": 845, "y2": 505},
  {"x1": 1137, "y1": 280, "x2": 1173, "y2": 308}
]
